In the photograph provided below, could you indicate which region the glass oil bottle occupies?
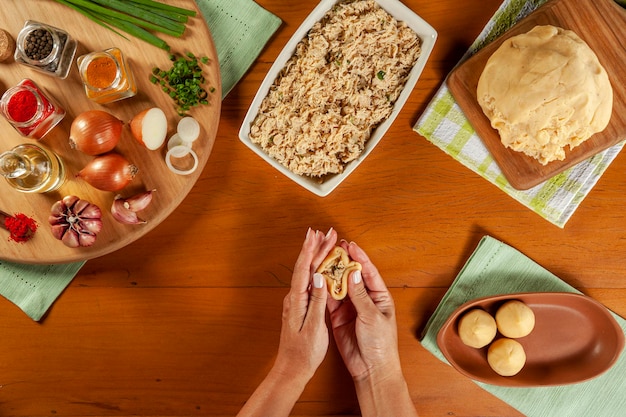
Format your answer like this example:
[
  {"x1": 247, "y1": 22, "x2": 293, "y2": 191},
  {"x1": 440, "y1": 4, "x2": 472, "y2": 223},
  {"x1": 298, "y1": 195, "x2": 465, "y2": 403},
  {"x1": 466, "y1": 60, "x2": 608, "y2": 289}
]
[{"x1": 0, "y1": 143, "x2": 66, "y2": 193}]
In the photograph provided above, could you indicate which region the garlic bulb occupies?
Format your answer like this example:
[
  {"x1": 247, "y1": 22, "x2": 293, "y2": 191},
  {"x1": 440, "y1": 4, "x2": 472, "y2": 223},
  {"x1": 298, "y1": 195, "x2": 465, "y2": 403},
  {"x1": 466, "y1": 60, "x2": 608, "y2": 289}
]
[{"x1": 49, "y1": 195, "x2": 103, "y2": 248}]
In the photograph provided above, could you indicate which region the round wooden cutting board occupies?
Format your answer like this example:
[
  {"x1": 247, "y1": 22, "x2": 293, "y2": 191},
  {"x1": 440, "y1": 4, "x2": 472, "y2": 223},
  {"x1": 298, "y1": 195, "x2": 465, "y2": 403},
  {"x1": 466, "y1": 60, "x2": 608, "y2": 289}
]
[{"x1": 0, "y1": 0, "x2": 221, "y2": 264}]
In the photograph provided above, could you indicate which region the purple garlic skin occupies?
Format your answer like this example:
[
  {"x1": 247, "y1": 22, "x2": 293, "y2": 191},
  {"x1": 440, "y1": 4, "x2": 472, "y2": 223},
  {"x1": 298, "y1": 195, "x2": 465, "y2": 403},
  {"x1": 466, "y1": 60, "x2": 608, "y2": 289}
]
[
  {"x1": 111, "y1": 189, "x2": 155, "y2": 225},
  {"x1": 49, "y1": 195, "x2": 103, "y2": 248}
]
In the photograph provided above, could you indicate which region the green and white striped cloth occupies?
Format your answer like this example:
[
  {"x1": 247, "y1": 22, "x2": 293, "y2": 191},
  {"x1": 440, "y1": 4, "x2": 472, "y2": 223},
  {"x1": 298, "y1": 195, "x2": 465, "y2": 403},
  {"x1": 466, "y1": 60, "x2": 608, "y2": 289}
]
[{"x1": 414, "y1": 0, "x2": 625, "y2": 228}]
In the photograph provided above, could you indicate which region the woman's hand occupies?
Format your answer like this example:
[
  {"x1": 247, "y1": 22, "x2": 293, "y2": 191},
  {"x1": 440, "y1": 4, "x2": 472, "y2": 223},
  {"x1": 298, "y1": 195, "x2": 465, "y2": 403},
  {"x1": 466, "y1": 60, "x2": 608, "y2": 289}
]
[
  {"x1": 327, "y1": 240, "x2": 401, "y2": 380},
  {"x1": 273, "y1": 227, "x2": 338, "y2": 381},
  {"x1": 327, "y1": 241, "x2": 418, "y2": 417},
  {"x1": 237, "y1": 228, "x2": 338, "y2": 417}
]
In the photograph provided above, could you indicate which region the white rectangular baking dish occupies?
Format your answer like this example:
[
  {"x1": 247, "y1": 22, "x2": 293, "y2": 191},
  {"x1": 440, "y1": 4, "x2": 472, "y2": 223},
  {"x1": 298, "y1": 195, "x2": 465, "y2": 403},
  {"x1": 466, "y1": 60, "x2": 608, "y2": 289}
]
[{"x1": 239, "y1": 0, "x2": 437, "y2": 196}]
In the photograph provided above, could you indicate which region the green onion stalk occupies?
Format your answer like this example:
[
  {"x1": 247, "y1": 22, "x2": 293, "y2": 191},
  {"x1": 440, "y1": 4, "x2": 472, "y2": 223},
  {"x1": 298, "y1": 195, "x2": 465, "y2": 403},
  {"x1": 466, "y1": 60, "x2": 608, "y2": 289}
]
[{"x1": 51, "y1": 0, "x2": 197, "y2": 50}]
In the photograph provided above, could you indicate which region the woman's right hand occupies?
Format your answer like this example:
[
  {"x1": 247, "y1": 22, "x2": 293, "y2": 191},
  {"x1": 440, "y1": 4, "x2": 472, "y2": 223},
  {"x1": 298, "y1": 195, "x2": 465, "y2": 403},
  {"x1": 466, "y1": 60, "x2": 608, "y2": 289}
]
[
  {"x1": 326, "y1": 240, "x2": 402, "y2": 381},
  {"x1": 327, "y1": 241, "x2": 418, "y2": 417}
]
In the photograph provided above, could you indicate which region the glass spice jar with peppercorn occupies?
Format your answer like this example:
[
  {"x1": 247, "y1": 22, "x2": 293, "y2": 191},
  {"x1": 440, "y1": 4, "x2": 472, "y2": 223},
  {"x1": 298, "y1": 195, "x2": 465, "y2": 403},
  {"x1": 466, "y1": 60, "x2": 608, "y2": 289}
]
[
  {"x1": 0, "y1": 78, "x2": 66, "y2": 140},
  {"x1": 14, "y1": 20, "x2": 77, "y2": 79}
]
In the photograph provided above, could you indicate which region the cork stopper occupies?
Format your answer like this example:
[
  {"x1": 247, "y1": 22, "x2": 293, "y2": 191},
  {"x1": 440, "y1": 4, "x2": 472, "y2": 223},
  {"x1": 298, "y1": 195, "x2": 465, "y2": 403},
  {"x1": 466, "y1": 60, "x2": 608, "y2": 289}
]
[{"x1": 0, "y1": 29, "x2": 16, "y2": 62}]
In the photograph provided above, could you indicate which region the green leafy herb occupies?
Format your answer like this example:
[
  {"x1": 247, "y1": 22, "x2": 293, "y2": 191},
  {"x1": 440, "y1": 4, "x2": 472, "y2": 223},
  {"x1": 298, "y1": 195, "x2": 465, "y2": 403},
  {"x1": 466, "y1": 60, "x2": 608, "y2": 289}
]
[{"x1": 376, "y1": 70, "x2": 386, "y2": 80}]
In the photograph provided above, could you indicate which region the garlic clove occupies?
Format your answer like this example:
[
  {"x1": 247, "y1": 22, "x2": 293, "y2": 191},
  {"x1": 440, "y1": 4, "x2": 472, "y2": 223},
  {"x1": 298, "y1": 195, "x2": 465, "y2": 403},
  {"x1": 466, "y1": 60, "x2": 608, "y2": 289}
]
[
  {"x1": 62, "y1": 229, "x2": 80, "y2": 248},
  {"x1": 111, "y1": 195, "x2": 147, "y2": 225},
  {"x1": 79, "y1": 218, "x2": 104, "y2": 234},
  {"x1": 124, "y1": 189, "x2": 156, "y2": 212},
  {"x1": 50, "y1": 223, "x2": 68, "y2": 241},
  {"x1": 78, "y1": 231, "x2": 97, "y2": 247}
]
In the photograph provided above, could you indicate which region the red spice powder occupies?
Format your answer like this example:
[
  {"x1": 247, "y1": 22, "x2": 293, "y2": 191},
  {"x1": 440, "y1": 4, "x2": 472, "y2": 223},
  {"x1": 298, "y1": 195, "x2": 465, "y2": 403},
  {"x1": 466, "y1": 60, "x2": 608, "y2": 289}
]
[
  {"x1": 4, "y1": 213, "x2": 38, "y2": 243},
  {"x1": 7, "y1": 89, "x2": 38, "y2": 122}
]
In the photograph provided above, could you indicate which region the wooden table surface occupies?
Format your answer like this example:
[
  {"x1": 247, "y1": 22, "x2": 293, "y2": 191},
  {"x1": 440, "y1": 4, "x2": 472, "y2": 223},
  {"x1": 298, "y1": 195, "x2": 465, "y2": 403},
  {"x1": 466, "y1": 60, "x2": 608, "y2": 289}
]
[{"x1": 1, "y1": 0, "x2": 625, "y2": 416}]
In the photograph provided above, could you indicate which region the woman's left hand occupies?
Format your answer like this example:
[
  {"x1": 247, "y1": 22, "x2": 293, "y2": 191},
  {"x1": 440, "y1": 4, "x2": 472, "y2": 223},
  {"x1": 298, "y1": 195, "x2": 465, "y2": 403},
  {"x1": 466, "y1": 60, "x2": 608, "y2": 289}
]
[
  {"x1": 236, "y1": 228, "x2": 338, "y2": 417},
  {"x1": 273, "y1": 227, "x2": 338, "y2": 382}
]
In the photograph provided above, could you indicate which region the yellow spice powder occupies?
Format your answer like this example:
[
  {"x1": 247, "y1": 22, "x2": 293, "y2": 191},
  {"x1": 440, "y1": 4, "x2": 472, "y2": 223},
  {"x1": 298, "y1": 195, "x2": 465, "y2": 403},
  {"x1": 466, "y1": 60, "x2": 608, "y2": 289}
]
[{"x1": 86, "y1": 56, "x2": 118, "y2": 89}]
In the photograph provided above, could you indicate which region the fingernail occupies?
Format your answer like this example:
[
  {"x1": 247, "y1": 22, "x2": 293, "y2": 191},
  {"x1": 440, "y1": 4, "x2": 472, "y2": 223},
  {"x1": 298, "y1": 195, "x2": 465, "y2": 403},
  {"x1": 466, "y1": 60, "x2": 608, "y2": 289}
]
[
  {"x1": 352, "y1": 270, "x2": 362, "y2": 284},
  {"x1": 325, "y1": 227, "x2": 334, "y2": 239},
  {"x1": 305, "y1": 227, "x2": 312, "y2": 240},
  {"x1": 313, "y1": 273, "x2": 324, "y2": 288}
]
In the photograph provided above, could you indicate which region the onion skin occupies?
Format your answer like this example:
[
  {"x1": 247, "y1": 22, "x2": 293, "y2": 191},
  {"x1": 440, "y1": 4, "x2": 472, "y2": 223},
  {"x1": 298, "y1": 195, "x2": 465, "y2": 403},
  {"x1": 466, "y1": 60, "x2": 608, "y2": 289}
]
[
  {"x1": 77, "y1": 153, "x2": 138, "y2": 192},
  {"x1": 49, "y1": 195, "x2": 103, "y2": 248},
  {"x1": 69, "y1": 110, "x2": 123, "y2": 156}
]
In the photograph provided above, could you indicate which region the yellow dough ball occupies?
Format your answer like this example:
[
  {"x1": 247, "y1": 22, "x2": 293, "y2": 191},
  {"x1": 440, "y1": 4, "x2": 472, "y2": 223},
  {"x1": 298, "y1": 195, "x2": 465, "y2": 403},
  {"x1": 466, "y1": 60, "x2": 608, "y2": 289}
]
[
  {"x1": 457, "y1": 309, "x2": 497, "y2": 348},
  {"x1": 487, "y1": 338, "x2": 526, "y2": 376},
  {"x1": 495, "y1": 300, "x2": 536, "y2": 338}
]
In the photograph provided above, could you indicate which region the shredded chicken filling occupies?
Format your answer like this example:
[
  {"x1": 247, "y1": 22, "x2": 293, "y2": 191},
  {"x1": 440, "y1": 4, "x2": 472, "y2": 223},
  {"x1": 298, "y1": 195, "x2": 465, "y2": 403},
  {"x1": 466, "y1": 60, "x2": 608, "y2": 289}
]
[
  {"x1": 249, "y1": 0, "x2": 422, "y2": 178},
  {"x1": 324, "y1": 260, "x2": 347, "y2": 294}
]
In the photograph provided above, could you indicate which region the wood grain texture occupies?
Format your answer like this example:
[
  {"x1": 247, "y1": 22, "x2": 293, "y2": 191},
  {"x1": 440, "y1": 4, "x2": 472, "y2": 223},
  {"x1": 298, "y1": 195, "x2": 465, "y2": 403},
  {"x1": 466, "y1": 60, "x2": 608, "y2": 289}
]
[
  {"x1": 0, "y1": 0, "x2": 221, "y2": 264},
  {"x1": 448, "y1": 0, "x2": 626, "y2": 189},
  {"x1": 0, "y1": 1, "x2": 625, "y2": 416}
]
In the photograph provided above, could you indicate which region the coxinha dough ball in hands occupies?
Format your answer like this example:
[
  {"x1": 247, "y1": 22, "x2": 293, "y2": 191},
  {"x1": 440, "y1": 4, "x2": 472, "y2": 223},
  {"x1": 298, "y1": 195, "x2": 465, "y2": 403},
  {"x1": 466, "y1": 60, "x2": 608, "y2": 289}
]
[
  {"x1": 495, "y1": 300, "x2": 536, "y2": 338},
  {"x1": 457, "y1": 309, "x2": 498, "y2": 348},
  {"x1": 487, "y1": 338, "x2": 527, "y2": 376}
]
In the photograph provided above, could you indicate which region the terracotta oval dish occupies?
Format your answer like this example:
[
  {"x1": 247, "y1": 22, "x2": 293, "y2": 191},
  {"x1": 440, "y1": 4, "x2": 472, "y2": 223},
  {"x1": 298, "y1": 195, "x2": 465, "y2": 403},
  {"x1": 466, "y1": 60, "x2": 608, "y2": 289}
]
[{"x1": 436, "y1": 292, "x2": 625, "y2": 387}]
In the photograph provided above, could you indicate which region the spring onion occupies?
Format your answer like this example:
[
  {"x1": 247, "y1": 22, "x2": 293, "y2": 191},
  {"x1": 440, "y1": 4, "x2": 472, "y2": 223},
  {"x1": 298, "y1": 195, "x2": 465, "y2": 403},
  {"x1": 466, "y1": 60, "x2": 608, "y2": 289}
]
[
  {"x1": 150, "y1": 52, "x2": 215, "y2": 116},
  {"x1": 52, "y1": 0, "x2": 197, "y2": 50},
  {"x1": 127, "y1": 0, "x2": 196, "y2": 17}
]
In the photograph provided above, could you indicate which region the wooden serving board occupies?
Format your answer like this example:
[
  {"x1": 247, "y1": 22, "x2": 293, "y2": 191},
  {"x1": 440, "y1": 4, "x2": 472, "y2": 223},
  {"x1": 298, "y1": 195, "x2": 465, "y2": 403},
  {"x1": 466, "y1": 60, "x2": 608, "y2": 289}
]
[
  {"x1": 0, "y1": 1, "x2": 221, "y2": 264},
  {"x1": 448, "y1": 0, "x2": 626, "y2": 190}
]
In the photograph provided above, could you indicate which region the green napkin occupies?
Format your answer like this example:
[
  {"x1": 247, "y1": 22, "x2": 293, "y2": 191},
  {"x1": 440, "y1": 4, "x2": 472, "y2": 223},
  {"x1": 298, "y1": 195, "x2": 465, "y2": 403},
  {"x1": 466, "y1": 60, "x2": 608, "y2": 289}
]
[
  {"x1": 413, "y1": 0, "x2": 625, "y2": 228},
  {"x1": 421, "y1": 236, "x2": 626, "y2": 417},
  {"x1": 0, "y1": 259, "x2": 85, "y2": 321},
  {"x1": 0, "y1": 0, "x2": 281, "y2": 321},
  {"x1": 195, "y1": 0, "x2": 282, "y2": 98}
]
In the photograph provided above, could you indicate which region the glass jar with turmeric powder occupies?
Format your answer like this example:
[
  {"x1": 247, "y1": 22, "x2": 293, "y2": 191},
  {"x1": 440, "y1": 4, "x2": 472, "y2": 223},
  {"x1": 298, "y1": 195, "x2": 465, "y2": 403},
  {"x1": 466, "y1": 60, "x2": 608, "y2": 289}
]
[{"x1": 77, "y1": 47, "x2": 137, "y2": 104}]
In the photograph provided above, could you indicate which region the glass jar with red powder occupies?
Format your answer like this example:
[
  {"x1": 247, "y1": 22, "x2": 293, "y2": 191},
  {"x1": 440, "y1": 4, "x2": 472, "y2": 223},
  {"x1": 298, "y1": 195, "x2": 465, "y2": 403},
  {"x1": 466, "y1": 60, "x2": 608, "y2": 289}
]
[{"x1": 0, "y1": 78, "x2": 66, "y2": 140}]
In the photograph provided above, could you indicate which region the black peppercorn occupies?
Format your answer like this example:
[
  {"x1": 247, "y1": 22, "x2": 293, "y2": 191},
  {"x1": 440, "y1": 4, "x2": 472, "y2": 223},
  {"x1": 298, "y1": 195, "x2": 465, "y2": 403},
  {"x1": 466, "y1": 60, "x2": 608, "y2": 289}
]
[
  {"x1": 24, "y1": 28, "x2": 53, "y2": 61},
  {"x1": 15, "y1": 20, "x2": 77, "y2": 79}
]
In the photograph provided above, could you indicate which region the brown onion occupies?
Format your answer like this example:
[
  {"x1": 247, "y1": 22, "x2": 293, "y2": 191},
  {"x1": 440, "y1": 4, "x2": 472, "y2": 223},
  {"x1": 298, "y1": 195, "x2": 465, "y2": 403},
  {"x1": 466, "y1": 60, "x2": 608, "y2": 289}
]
[
  {"x1": 49, "y1": 195, "x2": 103, "y2": 248},
  {"x1": 69, "y1": 110, "x2": 123, "y2": 155},
  {"x1": 77, "y1": 153, "x2": 138, "y2": 191}
]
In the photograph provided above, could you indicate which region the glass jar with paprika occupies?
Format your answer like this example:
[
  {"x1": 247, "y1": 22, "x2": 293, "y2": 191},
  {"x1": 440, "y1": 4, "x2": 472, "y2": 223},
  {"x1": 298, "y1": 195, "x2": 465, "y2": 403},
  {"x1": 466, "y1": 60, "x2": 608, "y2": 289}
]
[
  {"x1": 14, "y1": 20, "x2": 77, "y2": 79},
  {"x1": 0, "y1": 78, "x2": 66, "y2": 140},
  {"x1": 0, "y1": 142, "x2": 66, "y2": 193},
  {"x1": 77, "y1": 47, "x2": 137, "y2": 104}
]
